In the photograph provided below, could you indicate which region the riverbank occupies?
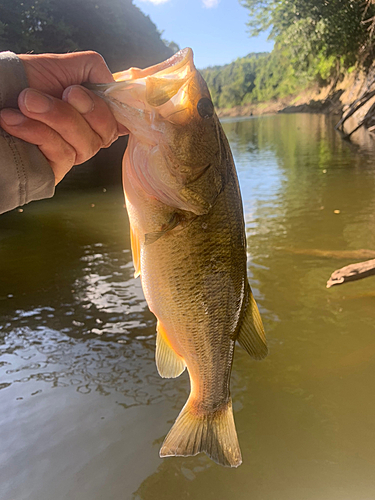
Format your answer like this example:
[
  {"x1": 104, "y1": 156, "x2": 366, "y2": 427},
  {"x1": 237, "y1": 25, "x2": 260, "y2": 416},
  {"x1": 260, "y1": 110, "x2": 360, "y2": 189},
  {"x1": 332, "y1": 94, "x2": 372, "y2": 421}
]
[
  {"x1": 216, "y1": 64, "x2": 375, "y2": 140},
  {"x1": 216, "y1": 84, "x2": 343, "y2": 118}
]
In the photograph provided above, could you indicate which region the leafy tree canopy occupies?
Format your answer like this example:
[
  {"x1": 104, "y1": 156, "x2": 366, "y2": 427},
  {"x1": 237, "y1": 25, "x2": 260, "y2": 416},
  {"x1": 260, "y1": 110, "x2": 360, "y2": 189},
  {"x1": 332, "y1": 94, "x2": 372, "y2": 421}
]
[
  {"x1": 202, "y1": 0, "x2": 375, "y2": 109},
  {"x1": 241, "y1": 0, "x2": 375, "y2": 68},
  {"x1": 0, "y1": 0, "x2": 173, "y2": 71},
  {"x1": 201, "y1": 50, "x2": 301, "y2": 109}
]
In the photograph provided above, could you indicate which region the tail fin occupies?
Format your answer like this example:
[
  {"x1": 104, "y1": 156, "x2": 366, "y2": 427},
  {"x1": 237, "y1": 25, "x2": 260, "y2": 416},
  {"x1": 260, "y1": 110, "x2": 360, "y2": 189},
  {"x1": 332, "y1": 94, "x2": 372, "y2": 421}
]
[{"x1": 160, "y1": 397, "x2": 242, "y2": 467}]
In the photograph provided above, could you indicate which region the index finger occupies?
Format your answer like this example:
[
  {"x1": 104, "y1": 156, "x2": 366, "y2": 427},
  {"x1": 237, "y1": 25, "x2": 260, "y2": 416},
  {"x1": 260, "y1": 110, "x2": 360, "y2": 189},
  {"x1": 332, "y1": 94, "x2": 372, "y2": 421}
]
[{"x1": 19, "y1": 51, "x2": 115, "y2": 97}]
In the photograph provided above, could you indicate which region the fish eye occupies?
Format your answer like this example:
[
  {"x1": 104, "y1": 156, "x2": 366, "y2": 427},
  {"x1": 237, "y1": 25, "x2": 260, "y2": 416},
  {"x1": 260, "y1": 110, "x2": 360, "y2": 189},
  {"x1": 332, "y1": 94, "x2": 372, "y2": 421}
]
[{"x1": 197, "y1": 98, "x2": 214, "y2": 119}]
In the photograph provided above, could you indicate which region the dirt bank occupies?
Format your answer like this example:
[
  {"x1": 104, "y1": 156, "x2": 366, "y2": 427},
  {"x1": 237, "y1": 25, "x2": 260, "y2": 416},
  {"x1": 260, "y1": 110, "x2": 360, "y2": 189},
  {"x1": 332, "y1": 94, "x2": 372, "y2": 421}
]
[{"x1": 216, "y1": 85, "x2": 343, "y2": 119}]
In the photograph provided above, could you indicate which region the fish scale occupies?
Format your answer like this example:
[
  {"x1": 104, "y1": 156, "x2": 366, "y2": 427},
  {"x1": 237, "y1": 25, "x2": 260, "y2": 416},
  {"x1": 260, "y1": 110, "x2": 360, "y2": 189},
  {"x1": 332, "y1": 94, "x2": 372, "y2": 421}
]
[
  {"x1": 141, "y1": 175, "x2": 245, "y2": 412},
  {"x1": 89, "y1": 47, "x2": 268, "y2": 467}
]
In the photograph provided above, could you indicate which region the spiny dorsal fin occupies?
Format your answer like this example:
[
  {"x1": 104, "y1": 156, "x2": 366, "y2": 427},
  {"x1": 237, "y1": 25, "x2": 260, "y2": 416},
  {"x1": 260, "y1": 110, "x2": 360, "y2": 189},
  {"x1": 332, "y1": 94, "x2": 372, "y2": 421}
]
[
  {"x1": 129, "y1": 225, "x2": 141, "y2": 278},
  {"x1": 237, "y1": 287, "x2": 268, "y2": 360},
  {"x1": 156, "y1": 321, "x2": 186, "y2": 378}
]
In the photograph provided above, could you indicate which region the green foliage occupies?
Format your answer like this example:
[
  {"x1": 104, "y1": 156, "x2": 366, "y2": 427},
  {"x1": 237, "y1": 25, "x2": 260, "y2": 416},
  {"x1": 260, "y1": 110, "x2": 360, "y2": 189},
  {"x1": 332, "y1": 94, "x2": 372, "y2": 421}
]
[
  {"x1": 202, "y1": 52, "x2": 265, "y2": 108},
  {"x1": 162, "y1": 39, "x2": 180, "y2": 54},
  {"x1": 201, "y1": 49, "x2": 304, "y2": 109},
  {"x1": 0, "y1": 0, "x2": 173, "y2": 71},
  {"x1": 202, "y1": 0, "x2": 375, "y2": 109},
  {"x1": 251, "y1": 48, "x2": 301, "y2": 102},
  {"x1": 242, "y1": 0, "x2": 375, "y2": 69}
]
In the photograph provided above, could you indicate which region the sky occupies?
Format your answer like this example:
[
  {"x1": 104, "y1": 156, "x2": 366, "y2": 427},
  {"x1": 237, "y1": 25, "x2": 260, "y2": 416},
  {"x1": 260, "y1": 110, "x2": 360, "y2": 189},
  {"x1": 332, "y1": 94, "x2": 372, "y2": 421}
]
[{"x1": 132, "y1": 0, "x2": 274, "y2": 69}]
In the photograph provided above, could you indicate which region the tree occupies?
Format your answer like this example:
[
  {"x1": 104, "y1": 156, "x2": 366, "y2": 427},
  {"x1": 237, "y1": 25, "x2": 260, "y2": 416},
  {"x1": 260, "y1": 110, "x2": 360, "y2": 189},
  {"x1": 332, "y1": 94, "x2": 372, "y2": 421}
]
[
  {"x1": 241, "y1": 0, "x2": 375, "y2": 70},
  {"x1": 0, "y1": 0, "x2": 173, "y2": 71}
]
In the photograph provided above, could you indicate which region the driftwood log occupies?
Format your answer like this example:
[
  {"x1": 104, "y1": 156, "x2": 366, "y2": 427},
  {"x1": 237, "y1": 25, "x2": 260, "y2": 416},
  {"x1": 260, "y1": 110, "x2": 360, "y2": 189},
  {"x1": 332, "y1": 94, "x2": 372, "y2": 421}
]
[
  {"x1": 335, "y1": 86, "x2": 375, "y2": 138},
  {"x1": 327, "y1": 258, "x2": 375, "y2": 288}
]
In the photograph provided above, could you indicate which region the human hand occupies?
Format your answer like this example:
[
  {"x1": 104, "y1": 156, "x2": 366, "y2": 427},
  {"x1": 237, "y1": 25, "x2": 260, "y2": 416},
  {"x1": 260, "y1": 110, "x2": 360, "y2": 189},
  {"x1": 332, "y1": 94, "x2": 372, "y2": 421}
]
[{"x1": 0, "y1": 51, "x2": 128, "y2": 184}]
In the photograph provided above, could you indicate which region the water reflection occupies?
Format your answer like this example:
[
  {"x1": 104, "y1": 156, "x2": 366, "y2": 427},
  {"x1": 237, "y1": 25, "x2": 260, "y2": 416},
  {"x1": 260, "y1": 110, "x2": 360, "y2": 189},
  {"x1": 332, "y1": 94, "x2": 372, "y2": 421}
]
[
  {"x1": 0, "y1": 207, "x2": 189, "y2": 408},
  {"x1": 0, "y1": 324, "x2": 185, "y2": 406}
]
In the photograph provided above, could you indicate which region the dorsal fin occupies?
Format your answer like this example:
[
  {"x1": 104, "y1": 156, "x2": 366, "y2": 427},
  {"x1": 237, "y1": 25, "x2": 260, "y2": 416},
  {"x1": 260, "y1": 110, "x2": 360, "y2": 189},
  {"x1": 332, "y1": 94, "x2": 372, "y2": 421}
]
[
  {"x1": 156, "y1": 321, "x2": 186, "y2": 378},
  {"x1": 237, "y1": 286, "x2": 268, "y2": 360}
]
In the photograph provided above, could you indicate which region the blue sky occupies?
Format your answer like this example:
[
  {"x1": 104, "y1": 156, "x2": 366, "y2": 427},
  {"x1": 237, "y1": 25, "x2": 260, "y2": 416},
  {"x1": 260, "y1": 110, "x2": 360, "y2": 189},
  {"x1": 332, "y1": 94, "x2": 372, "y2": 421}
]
[{"x1": 133, "y1": 0, "x2": 274, "y2": 69}]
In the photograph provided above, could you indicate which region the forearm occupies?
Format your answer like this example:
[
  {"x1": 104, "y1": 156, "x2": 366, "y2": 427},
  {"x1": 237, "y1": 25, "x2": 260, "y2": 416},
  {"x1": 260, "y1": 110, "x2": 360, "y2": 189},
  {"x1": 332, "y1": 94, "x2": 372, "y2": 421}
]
[{"x1": 0, "y1": 51, "x2": 54, "y2": 214}]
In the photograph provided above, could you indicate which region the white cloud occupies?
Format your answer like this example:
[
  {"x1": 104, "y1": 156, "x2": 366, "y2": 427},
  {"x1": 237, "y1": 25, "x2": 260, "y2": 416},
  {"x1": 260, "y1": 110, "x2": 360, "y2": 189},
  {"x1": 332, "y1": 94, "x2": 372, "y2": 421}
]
[
  {"x1": 202, "y1": 0, "x2": 220, "y2": 7},
  {"x1": 138, "y1": 0, "x2": 171, "y2": 4}
]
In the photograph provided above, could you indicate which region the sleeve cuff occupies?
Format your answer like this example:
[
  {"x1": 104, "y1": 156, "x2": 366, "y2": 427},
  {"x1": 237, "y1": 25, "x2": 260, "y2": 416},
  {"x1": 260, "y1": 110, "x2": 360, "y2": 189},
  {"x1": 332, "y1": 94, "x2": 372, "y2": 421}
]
[
  {"x1": 0, "y1": 51, "x2": 29, "y2": 108},
  {"x1": 0, "y1": 51, "x2": 55, "y2": 213}
]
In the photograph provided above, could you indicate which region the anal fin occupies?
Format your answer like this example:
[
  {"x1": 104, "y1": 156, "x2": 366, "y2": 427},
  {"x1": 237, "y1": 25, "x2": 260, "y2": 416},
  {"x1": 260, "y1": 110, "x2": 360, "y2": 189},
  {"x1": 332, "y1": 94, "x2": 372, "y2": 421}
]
[
  {"x1": 156, "y1": 321, "x2": 186, "y2": 378},
  {"x1": 237, "y1": 286, "x2": 268, "y2": 360}
]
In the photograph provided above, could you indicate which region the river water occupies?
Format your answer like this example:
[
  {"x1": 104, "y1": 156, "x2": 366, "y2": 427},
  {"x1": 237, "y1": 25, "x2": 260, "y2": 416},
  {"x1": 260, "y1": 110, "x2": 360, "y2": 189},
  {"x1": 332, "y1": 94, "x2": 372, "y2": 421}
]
[{"x1": 1, "y1": 114, "x2": 375, "y2": 500}]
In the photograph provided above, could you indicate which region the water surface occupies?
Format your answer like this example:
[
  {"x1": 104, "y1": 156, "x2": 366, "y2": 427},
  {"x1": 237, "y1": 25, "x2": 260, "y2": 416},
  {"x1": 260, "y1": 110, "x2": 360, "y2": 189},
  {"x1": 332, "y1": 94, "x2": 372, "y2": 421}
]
[{"x1": 1, "y1": 114, "x2": 375, "y2": 499}]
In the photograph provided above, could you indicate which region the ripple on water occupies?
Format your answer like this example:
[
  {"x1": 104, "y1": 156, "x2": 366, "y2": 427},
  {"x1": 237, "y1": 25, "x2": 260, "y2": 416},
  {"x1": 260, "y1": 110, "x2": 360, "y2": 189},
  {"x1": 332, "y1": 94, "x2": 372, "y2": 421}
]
[
  {"x1": 0, "y1": 241, "x2": 188, "y2": 407},
  {"x1": 0, "y1": 325, "x2": 189, "y2": 407}
]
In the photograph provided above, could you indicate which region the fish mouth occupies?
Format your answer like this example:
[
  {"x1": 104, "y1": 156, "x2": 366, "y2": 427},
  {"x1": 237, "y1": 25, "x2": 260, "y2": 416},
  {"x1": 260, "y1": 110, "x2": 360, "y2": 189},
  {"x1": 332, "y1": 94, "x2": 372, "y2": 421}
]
[
  {"x1": 111, "y1": 48, "x2": 196, "y2": 112},
  {"x1": 87, "y1": 47, "x2": 210, "y2": 130},
  {"x1": 112, "y1": 48, "x2": 194, "y2": 83}
]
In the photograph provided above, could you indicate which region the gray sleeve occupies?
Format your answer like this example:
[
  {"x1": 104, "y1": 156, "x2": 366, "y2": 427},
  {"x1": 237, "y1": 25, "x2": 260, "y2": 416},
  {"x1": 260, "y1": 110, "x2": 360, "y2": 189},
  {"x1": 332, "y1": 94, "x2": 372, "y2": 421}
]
[{"x1": 0, "y1": 51, "x2": 55, "y2": 214}]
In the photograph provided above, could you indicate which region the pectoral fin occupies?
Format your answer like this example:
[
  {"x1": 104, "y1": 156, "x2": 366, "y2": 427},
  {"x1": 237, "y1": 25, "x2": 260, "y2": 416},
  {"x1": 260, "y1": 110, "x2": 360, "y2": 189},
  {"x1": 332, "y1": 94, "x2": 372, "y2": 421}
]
[
  {"x1": 156, "y1": 321, "x2": 186, "y2": 378},
  {"x1": 237, "y1": 287, "x2": 268, "y2": 360},
  {"x1": 130, "y1": 225, "x2": 141, "y2": 278},
  {"x1": 144, "y1": 212, "x2": 187, "y2": 245}
]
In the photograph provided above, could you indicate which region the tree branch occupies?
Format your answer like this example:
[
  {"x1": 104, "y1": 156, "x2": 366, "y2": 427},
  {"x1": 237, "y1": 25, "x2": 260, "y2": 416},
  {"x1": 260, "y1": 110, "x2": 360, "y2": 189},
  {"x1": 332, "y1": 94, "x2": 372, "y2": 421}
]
[{"x1": 326, "y1": 258, "x2": 375, "y2": 288}]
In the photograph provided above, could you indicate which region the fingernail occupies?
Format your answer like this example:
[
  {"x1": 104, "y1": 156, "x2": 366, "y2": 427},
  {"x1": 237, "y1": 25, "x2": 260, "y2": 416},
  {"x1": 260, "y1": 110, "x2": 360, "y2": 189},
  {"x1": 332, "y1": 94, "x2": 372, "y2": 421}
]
[
  {"x1": 23, "y1": 89, "x2": 52, "y2": 113},
  {"x1": 0, "y1": 109, "x2": 25, "y2": 126},
  {"x1": 64, "y1": 86, "x2": 94, "y2": 114}
]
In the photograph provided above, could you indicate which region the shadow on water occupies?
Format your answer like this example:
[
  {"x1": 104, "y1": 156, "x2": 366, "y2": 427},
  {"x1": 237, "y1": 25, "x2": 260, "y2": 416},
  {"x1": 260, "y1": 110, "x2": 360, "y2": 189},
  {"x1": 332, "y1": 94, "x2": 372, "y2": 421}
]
[{"x1": 2, "y1": 115, "x2": 375, "y2": 499}]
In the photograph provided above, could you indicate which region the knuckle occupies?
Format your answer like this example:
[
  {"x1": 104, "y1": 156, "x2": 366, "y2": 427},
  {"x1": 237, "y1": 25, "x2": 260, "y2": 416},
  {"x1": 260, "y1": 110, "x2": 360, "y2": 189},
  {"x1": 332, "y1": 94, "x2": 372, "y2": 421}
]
[
  {"x1": 64, "y1": 144, "x2": 77, "y2": 165},
  {"x1": 74, "y1": 153, "x2": 86, "y2": 166},
  {"x1": 43, "y1": 125, "x2": 58, "y2": 143},
  {"x1": 103, "y1": 132, "x2": 117, "y2": 148},
  {"x1": 102, "y1": 127, "x2": 117, "y2": 147},
  {"x1": 42, "y1": 138, "x2": 76, "y2": 173},
  {"x1": 74, "y1": 146, "x2": 88, "y2": 164},
  {"x1": 87, "y1": 51, "x2": 106, "y2": 67},
  {"x1": 75, "y1": 135, "x2": 101, "y2": 165},
  {"x1": 65, "y1": 113, "x2": 80, "y2": 130},
  {"x1": 92, "y1": 114, "x2": 118, "y2": 146},
  {"x1": 92, "y1": 134, "x2": 102, "y2": 154}
]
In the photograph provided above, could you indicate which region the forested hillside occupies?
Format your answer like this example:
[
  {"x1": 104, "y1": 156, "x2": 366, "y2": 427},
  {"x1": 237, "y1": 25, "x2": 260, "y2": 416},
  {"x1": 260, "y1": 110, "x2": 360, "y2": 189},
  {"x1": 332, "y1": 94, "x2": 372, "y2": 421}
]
[
  {"x1": 201, "y1": 51, "x2": 299, "y2": 109},
  {"x1": 202, "y1": 0, "x2": 375, "y2": 109},
  {"x1": 0, "y1": 0, "x2": 173, "y2": 71}
]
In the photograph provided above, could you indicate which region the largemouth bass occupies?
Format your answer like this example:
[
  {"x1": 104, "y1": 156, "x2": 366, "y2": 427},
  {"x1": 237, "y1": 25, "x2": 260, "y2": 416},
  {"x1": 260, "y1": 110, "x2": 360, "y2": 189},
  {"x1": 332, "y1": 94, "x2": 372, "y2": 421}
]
[{"x1": 88, "y1": 48, "x2": 268, "y2": 467}]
